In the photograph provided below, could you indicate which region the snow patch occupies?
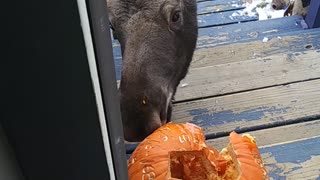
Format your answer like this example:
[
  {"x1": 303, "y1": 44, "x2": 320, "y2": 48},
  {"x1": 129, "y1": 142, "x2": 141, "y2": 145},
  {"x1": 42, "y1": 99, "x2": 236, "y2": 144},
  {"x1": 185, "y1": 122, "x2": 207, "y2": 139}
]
[
  {"x1": 231, "y1": 0, "x2": 287, "y2": 21},
  {"x1": 262, "y1": 37, "x2": 269, "y2": 42}
]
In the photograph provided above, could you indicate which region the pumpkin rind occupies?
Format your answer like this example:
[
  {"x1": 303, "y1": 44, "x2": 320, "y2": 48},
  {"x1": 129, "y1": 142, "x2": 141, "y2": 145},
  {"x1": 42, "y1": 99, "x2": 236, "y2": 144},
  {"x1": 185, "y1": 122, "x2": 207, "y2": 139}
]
[
  {"x1": 128, "y1": 123, "x2": 269, "y2": 180},
  {"x1": 128, "y1": 123, "x2": 208, "y2": 180},
  {"x1": 227, "y1": 132, "x2": 269, "y2": 180}
]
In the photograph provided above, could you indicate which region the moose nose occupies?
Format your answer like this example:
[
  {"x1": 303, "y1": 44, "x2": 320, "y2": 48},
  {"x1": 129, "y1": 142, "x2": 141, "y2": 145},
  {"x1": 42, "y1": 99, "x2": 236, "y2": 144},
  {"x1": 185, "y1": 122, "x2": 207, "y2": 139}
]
[
  {"x1": 124, "y1": 128, "x2": 145, "y2": 142},
  {"x1": 148, "y1": 111, "x2": 164, "y2": 130},
  {"x1": 123, "y1": 111, "x2": 166, "y2": 142},
  {"x1": 272, "y1": 4, "x2": 278, "y2": 10}
]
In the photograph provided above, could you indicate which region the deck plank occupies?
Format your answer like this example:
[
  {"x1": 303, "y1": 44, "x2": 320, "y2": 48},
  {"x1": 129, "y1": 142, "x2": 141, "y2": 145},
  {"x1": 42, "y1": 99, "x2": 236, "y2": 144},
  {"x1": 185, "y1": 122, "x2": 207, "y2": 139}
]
[
  {"x1": 112, "y1": 16, "x2": 306, "y2": 80},
  {"x1": 196, "y1": 15, "x2": 305, "y2": 49},
  {"x1": 176, "y1": 49, "x2": 320, "y2": 101},
  {"x1": 197, "y1": 0, "x2": 213, "y2": 3},
  {"x1": 172, "y1": 79, "x2": 320, "y2": 136},
  {"x1": 261, "y1": 137, "x2": 320, "y2": 180},
  {"x1": 197, "y1": 10, "x2": 258, "y2": 28},
  {"x1": 197, "y1": 0, "x2": 244, "y2": 15},
  {"x1": 206, "y1": 121, "x2": 320, "y2": 180},
  {"x1": 192, "y1": 28, "x2": 320, "y2": 70},
  {"x1": 206, "y1": 120, "x2": 320, "y2": 151}
]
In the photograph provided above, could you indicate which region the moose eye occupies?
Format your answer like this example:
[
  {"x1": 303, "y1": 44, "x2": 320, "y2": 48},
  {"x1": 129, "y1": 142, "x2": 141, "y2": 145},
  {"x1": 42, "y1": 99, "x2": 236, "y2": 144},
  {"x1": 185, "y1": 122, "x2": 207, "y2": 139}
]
[{"x1": 171, "y1": 11, "x2": 181, "y2": 22}]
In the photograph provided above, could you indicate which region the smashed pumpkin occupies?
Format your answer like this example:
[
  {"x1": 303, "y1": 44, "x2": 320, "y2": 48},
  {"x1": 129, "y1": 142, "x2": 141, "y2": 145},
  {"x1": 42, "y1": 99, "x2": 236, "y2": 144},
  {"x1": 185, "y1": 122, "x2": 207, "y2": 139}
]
[{"x1": 128, "y1": 122, "x2": 269, "y2": 180}]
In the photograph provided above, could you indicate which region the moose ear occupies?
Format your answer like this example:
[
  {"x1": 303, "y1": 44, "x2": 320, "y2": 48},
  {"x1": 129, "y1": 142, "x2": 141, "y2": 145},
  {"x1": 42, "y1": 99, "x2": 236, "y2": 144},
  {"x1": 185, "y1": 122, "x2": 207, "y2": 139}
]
[
  {"x1": 106, "y1": 0, "x2": 131, "y2": 43},
  {"x1": 160, "y1": 0, "x2": 184, "y2": 32}
]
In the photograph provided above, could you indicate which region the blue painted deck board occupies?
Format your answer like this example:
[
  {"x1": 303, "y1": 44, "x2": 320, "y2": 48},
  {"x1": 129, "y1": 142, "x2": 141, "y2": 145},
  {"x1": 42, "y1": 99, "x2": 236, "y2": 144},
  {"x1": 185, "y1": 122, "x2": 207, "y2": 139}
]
[
  {"x1": 173, "y1": 79, "x2": 320, "y2": 137},
  {"x1": 197, "y1": 10, "x2": 258, "y2": 28},
  {"x1": 190, "y1": 27, "x2": 320, "y2": 70},
  {"x1": 112, "y1": 16, "x2": 306, "y2": 80},
  {"x1": 111, "y1": 41, "x2": 122, "y2": 80},
  {"x1": 197, "y1": 0, "x2": 244, "y2": 15},
  {"x1": 170, "y1": 28, "x2": 320, "y2": 101},
  {"x1": 305, "y1": 0, "x2": 320, "y2": 28},
  {"x1": 206, "y1": 120, "x2": 320, "y2": 150},
  {"x1": 126, "y1": 79, "x2": 320, "y2": 153},
  {"x1": 197, "y1": 15, "x2": 305, "y2": 48},
  {"x1": 197, "y1": 0, "x2": 215, "y2": 3},
  {"x1": 261, "y1": 137, "x2": 320, "y2": 180},
  {"x1": 260, "y1": 137, "x2": 320, "y2": 167}
]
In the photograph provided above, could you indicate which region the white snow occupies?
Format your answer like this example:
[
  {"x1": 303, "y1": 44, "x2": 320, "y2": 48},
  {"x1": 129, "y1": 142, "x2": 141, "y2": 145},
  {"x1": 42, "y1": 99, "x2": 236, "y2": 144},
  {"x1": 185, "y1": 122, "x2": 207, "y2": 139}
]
[
  {"x1": 231, "y1": 3, "x2": 241, "y2": 8},
  {"x1": 262, "y1": 37, "x2": 269, "y2": 42},
  {"x1": 231, "y1": 0, "x2": 287, "y2": 21},
  {"x1": 181, "y1": 83, "x2": 189, "y2": 88}
]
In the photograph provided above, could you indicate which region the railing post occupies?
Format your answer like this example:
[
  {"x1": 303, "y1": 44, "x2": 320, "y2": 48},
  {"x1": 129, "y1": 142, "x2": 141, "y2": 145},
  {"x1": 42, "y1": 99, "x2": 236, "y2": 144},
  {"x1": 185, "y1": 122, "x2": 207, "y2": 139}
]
[
  {"x1": 83, "y1": 0, "x2": 129, "y2": 179},
  {"x1": 305, "y1": 0, "x2": 320, "y2": 28}
]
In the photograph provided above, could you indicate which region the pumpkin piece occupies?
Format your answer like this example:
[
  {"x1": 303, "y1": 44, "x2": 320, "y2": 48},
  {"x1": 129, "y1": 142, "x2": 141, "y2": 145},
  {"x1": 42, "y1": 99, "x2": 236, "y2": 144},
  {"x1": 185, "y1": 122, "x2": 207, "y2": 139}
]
[
  {"x1": 127, "y1": 122, "x2": 269, "y2": 180},
  {"x1": 222, "y1": 132, "x2": 269, "y2": 180},
  {"x1": 128, "y1": 122, "x2": 208, "y2": 180},
  {"x1": 203, "y1": 146, "x2": 228, "y2": 175},
  {"x1": 167, "y1": 150, "x2": 221, "y2": 180}
]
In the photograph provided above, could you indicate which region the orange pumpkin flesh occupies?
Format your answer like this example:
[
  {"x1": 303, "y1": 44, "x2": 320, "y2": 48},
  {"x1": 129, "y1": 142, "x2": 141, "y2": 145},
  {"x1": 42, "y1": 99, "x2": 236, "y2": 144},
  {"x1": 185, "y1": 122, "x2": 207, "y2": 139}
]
[
  {"x1": 221, "y1": 132, "x2": 269, "y2": 180},
  {"x1": 168, "y1": 150, "x2": 219, "y2": 180},
  {"x1": 128, "y1": 123, "x2": 269, "y2": 180}
]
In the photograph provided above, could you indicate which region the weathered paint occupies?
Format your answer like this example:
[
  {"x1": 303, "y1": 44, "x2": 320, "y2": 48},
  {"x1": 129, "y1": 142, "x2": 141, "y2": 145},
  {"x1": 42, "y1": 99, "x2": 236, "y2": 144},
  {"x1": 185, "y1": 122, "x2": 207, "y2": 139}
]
[
  {"x1": 260, "y1": 136, "x2": 320, "y2": 180},
  {"x1": 197, "y1": 0, "x2": 214, "y2": 3},
  {"x1": 197, "y1": 0, "x2": 244, "y2": 15},
  {"x1": 111, "y1": 15, "x2": 307, "y2": 80},
  {"x1": 199, "y1": 15, "x2": 303, "y2": 48},
  {"x1": 197, "y1": 10, "x2": 258, "y2": 28},
  {"x1": 189, "y1": 106, "x2": 291, "y2": 127},
  {"x1": 176, "y1": 49, "x2": 320, "y2": 101},
  {"x1": 172, "y1": 79, "x2": 320, "y2": 136},
  {"x1": 303, "y1": 120, "x2": 320, "y2": 127},
  {"x1": 265, "y1": 29, "x2": 320, "y2": 54},
  {"x1": 188, "y1": 108, "x2": 209, "y2": 116},
  {"x1": 206, "y1": 120, "x2": 320, "y2": 150},
  {"x1": 260, "y1": 137, "x2": 320, "y2": 164},
  {"x1": 110, "y1": 39, "x2": 122, "y2": 80},
  {"x1": 197, "y1": 26, "x2": 319, "y2": 50}
]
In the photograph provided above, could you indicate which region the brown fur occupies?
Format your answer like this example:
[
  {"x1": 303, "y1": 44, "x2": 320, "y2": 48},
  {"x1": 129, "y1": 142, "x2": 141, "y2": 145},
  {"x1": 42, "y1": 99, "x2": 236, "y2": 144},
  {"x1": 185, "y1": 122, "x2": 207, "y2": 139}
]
[
  {"x1": 291, "y1": 0, "x2": 309, "y2": 16},
  {"x1": 271, "y1": 0, "x2": 290, "y2": 10},
  {"x1": 271, "y1": 0, "x2": 310, "y2": 17},
  {"x1": 107, "y1": 0, "x2": 198, "y2": 142}
]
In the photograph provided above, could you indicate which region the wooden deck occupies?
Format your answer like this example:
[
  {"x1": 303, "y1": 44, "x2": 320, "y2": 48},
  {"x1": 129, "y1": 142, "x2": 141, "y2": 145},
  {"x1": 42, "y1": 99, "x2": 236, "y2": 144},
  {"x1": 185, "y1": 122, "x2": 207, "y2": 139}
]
[{"x1": 112, "y1": 1, "x2": 320, "y2": 179}]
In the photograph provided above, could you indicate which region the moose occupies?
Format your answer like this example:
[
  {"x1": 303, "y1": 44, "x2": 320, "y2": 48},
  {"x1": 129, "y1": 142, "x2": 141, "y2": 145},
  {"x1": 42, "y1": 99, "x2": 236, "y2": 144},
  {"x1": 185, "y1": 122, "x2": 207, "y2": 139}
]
[
  {"x1": 107, "y1": 0, "x2": 198, "y2": 142},
  {"x1": 271, "y1": 0, "x2": 310, "y2": 17}
]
